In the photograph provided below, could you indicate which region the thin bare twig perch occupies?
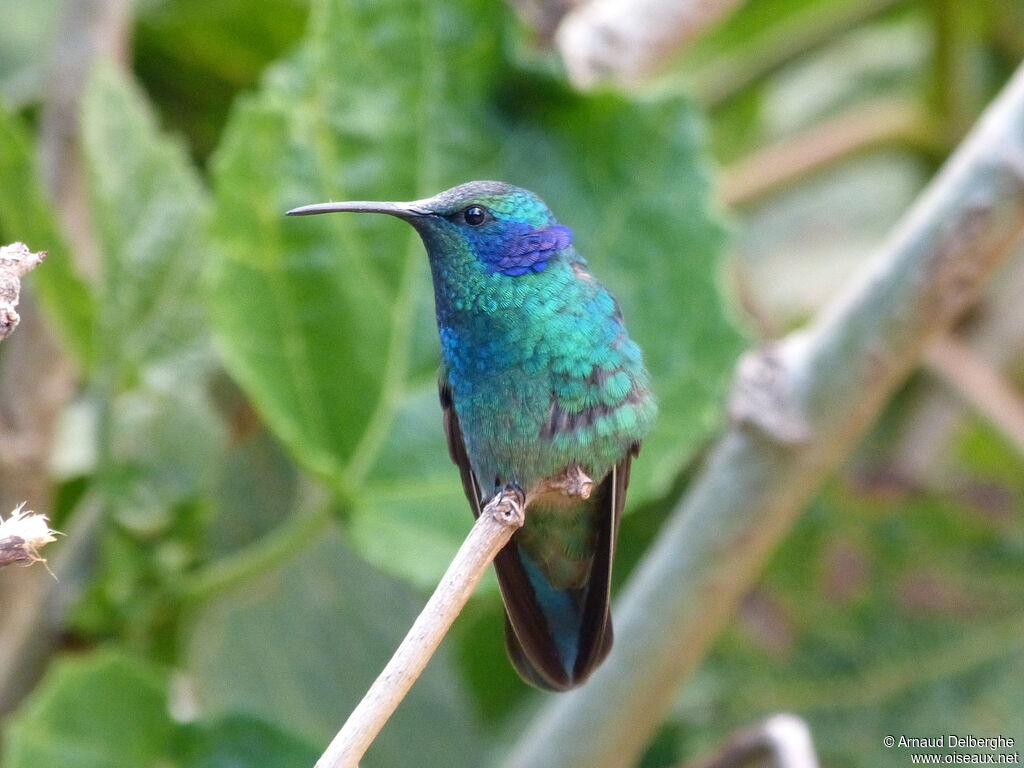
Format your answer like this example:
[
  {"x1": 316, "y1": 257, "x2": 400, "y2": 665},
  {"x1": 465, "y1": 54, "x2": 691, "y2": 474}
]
[
  {"x1": 0, "y1": 243, "x2": 46, "y2": 342},
  {"x1": 0, "y1": 504, "x2": 57, "y2": 568},
  {"x1": 504, "y1": 60, "x2": 1024, "y2": 768},
  {"x1": 314, "y1": 487, "x2": 526, "y2": 768}
]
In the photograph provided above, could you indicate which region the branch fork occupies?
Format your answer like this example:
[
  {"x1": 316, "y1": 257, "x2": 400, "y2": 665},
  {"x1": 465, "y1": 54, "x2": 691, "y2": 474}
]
[{"x1": 728, "y1": 338, "x2": 812, "y2": 445}]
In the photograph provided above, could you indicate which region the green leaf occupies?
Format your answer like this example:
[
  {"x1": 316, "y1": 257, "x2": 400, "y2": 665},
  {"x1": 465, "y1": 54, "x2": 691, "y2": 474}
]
[
  {"x1": 206, "y1": 0, "x2": 743, "y2": 585},
  {"x1": 3, "y1": 650, "x2": 173, "y2": 768},
  {"x1": 206, "y1": 411, "x2": 301, "y2": 556},
  {"x1": 81, "y1": 62, "x2": 224, "y2": 516},
  {"x1": 82, "y1": 61, "x2": 212, "y2": 388},
  {"x1": 135, "y1": 0, "x2": 308, "y2": 160},
  {"x1": 184, "y1": 529, "x2": 486, "y2": 767},
  {"x1": 205, "y1": 0, "x2": 501, "y2": 491},
  {"x1": 174, "y1": 715, "x2": 318, "y2": 768},
  {"x1": 0, "y1": 99, "x2": 95, "y2": 363},
  {"x1": 675, "y1": 0, "x2": 912, "y2": 111},
  {"x1": 70, "y1": 62, "x2": 226, "y2": 645},
  {"x1": 104, "y1": 372, "x2": 223, "y2": 530}
]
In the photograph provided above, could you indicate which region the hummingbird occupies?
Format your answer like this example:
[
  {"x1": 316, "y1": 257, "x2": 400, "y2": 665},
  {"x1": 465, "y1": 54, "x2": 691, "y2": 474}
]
[{"x1": 288, "y1": 181, "x2": 656, "y2": 690}]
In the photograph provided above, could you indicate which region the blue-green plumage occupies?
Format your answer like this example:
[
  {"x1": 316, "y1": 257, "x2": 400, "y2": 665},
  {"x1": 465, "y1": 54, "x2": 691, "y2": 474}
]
[{"x1": 288, "y1": 181, "x2": 656, "y2": 690}]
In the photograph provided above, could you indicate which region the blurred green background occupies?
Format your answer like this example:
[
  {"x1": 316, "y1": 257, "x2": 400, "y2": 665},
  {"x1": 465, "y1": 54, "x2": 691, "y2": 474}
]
[{"x1": 0, "y1": 0, "x2": 1022, "y2": 766}]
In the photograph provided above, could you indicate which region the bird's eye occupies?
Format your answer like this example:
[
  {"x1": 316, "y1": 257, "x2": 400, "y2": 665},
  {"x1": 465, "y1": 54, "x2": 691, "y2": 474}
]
[{"x1": 462, "y1": 205, "x2": 488, "y2": 226}]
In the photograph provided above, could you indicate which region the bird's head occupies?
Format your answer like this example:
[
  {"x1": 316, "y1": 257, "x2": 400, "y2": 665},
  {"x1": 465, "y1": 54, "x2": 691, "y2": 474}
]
[{"x1": 287, "y1": 181, "x2": 573, "y2": 277}]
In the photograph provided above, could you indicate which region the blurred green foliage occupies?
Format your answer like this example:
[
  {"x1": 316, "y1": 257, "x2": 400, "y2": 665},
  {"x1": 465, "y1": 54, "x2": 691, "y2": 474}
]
[
  {"x1": 205, "y1": 0, "x2": 740, "y2": 588},
  {"x1": 0, "y1": 0, "x2": 1022, "y2": 767}
]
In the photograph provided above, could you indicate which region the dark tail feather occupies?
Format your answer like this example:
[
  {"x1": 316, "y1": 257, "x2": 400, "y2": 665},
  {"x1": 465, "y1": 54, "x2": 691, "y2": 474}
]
[
  {"x1": 494, "y1": 460, "x2": 629, "y2": 691},
  {"x1": 503, "y1": 610, "x2": 612, "y2": 691},
  {"x1": 501, "y1": 594, "x2": 613, "y2": 691}
]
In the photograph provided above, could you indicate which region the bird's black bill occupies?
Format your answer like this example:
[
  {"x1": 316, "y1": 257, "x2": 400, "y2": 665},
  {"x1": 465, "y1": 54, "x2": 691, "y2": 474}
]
[{"x1": 285, "y1": 200, "x2": 431, "y2": 218}]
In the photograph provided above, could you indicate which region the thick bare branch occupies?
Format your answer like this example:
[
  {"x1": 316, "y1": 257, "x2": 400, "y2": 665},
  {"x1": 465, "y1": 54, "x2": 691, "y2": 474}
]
[
  {"x1": 504, "y1": 61, "x2": 1024, "y2": 768},
  {"x1": 557, "y1": 0, "x2": 747, "y2": 89}
]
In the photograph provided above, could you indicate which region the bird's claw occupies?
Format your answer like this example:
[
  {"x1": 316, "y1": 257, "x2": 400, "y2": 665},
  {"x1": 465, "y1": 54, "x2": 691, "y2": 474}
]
[
  {"x1": 548, "y1": 465, "x2": 594, "y2": 499},
  {"x1": 488, "y1": 483, "x2": 526, "y2": 527}
]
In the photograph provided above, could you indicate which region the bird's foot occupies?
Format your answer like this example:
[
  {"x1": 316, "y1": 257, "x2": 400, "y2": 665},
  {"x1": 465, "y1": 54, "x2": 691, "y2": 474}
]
[
  {"x1": 487, "y1": 483, "x2": 527, "y2": 527},
  {"x1": 546, "y1": 465, "x2": 594, "y2": 499}
]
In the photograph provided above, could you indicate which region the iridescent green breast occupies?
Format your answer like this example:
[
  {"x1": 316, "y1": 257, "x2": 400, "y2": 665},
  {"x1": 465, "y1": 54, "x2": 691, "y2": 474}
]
[{"x1": 437, "y1": 253, "x2": 655, "y2": 492}]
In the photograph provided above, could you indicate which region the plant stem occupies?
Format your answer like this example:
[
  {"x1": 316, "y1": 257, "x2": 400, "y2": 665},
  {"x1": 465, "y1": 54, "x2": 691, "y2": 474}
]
[
  {"x1": 688, "y1": 0, "x2": 905, "y2": 108},
  {"x1": 890, "y1": 242, "x2": 1024, "y2": 483},
  {"x1": 930, "y1": 0, "x2": 977, "y2": 144},
  {"x1": 182, "y1": 502, "x2": 334, "y2": 605},
  {"x1": 923, "y1": 335, "x2": 1024, "y2": 457}
]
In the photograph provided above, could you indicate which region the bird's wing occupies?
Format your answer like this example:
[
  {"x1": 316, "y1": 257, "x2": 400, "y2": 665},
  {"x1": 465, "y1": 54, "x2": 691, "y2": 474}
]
[
  {"x1": 439, "y1": 377, "x2": 483, "y2": 517},
  {"x1": 573, "y1": 443, "x2": 636, "y2": 679}
]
